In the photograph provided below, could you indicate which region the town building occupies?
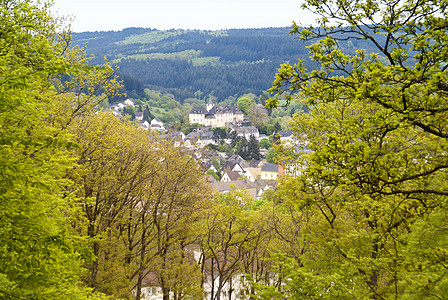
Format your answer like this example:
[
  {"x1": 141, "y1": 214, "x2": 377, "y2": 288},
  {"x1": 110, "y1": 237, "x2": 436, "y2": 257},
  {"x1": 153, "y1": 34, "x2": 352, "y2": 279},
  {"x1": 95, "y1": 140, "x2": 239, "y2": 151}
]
[
  {"x1": 189, "y1": 99, "x2": 244, "y2": 127},
  {"x1": 260, "y1": 164, "x2": 281, "y2": 181}
]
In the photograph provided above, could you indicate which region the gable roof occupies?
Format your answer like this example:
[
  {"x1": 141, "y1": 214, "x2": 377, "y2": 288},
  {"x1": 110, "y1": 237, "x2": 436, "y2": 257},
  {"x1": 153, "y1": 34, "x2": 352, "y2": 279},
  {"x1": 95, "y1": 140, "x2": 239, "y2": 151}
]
[
  {"x1": 206, "y1": 175, "x2": 217, "y2": 183},
  {"x1": 223, "y1": 170, "x2": 241, "y2": 181},
  {"x1": 228, "y1": 154, "x2": 245, "y2": 162},
  {"x1": 185, "y1": 130, "x2": 214, "y2": 141},
  {"x1": 165, "y1": 131, "x2": 185, "y2": 141}
]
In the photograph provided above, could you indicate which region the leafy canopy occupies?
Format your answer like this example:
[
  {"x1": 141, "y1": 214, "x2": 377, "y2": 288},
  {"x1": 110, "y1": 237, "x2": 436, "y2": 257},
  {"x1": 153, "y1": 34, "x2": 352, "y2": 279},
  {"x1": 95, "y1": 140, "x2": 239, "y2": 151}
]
[
  {"x1": 262, "y1": 0, "x2": 448, "y2": 298},
  {"x1": 0, "y1": 0, "x2": 118, "y2": 298}
]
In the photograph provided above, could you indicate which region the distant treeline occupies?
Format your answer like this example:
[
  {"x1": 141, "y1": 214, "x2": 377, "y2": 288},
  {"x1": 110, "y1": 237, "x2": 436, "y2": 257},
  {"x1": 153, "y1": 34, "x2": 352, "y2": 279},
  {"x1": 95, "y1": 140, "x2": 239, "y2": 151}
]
[{"x1": 71, "y1": 27, "x2": 379, "y2": 102}]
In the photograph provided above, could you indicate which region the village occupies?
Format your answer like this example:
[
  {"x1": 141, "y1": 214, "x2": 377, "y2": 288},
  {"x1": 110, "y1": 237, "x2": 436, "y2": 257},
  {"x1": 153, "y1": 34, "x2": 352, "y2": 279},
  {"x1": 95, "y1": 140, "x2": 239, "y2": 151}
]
[{"x1": 109, "y1": 97, "x2": 299, "y2": 205}]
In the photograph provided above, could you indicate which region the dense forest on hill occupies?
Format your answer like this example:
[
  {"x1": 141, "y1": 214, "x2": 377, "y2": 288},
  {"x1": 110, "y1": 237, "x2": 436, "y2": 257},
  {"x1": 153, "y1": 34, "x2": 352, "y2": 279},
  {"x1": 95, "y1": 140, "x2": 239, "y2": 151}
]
[{"x1": 71, "y1": 27, "x2": 376, "y2": 102}]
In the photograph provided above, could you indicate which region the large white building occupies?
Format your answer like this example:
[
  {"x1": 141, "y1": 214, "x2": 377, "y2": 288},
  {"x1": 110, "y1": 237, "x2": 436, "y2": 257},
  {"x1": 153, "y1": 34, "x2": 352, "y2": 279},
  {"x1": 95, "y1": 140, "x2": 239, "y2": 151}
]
[{"x1": 189, "y1": 100, "x2": 244, "y2": 127}]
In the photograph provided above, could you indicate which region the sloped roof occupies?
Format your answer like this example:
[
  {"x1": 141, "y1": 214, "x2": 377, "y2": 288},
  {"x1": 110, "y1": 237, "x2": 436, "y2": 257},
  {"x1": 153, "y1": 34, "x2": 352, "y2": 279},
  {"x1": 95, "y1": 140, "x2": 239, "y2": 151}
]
[
  {"x1": 246, "y1": 167, "x2": 261, "y2": 179},
  {"x1": 190, "y1": 105, "x2": 243, "y2": 116},
  {"x1": 165, "y1": 131, "x2": 185, "y2": 141},
  {"x1": 261, "y1": 163, "x2": 278, "y2": 173},
  {"x1": 185, "y1": 130, "x2": 213, "y2": 141},
  {"x1": 209, "y1": 180, "x2": 257, "y2": 199},
  {"x1": 249, "y1": 160, "x2": 261, "y2": 168},
  {"x1": 224, "y1": 161, "x2": 237, "y2": 171},
  {"x1": 190, "y1": 108, "x2": 207, "y2": 114},
  {"x1": 206, "y1": 175, "x2": 217, "y2": 183},
  {"x1": 236, "y1": 126, "x2": 259, "y2": 135},
  {"x1": 228, "y1": 154, "x2": 244, "y2": 162},
  {"x1": 208, "y1": 105, "x2": 243, "y2": 115},
  {"x1": 279, "y1": 130, "x2": 294, "y2": 137},
  {"x1": 223, "y1": 170, "x2": 241, "y2": 181}
]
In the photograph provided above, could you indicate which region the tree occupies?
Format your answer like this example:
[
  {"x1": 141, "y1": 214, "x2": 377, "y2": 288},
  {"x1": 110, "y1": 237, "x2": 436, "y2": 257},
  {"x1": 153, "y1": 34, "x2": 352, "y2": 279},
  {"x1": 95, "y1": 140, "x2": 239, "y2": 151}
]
[
  {"x1": 269, "y1": 0, "x2": 448, "y2": 148},
  {"x1": 247, "y1": 104, "x2": 270, "y2": 129},
  {"x1": 247, "y1": 134, "x2": 261, "y2": 161},
  {"x1": 200, "y1": 190, "x2": 260, "y2": 300},
  {"x1": 122, "y1": 105, "x2": 135, "y2": 119},
  {"x1": 143, "y1": 105, "x2": 153, "y2": 122},
  {"x1": 213, "y1": 127, "x2": 228, "y2": 142},
  {"x1": 258, "y1": 138, "x2": 272, "y2": 150},
  {"x1": 237, "y1": 95, "x2": 256, "y2": 115},
  {"x1": 207, "y1": 169, "x2": 221, "y2": 181},
  {"x1": 274, "y1": 121, "x2": 281, "y2": 132},
  {"x1": 0, "y1": 0, "x2": 118, "y2": 298},
  {"x1": 228, "y1": 130, "x2": 240, "y2": 148},
  {"x1": 130, "y1": 140, "x2": 211, "y2": 300},
  {"x1": 263, "y1": 0, "x2": 448, "y2": 298},
  {"x1": 70, "y1": 113, "x2": 213, "y2": 299},
  {"x1": 265, "y1": 147, "x2": 279, "y2": 164},
  {"x1": 236, "y1": 136, "x2": 248, "y2": 159},
  {"x1": 69, "y1": 112, "x2": 153, "y2": 296}
]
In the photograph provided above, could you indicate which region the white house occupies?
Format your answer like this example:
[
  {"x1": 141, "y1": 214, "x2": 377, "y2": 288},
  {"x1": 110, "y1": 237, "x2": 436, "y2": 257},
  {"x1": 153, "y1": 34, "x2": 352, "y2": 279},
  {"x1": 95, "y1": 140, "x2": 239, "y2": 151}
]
[
  {"x1": 135, "y1": 111, "x2": 144, "y2": 121},
  {"x1": 220, "y1": 171, "x2": 241, "y2": 182},
  {"x1": 150, "y1": 118, "x2": 167, "y2": 132},
  {"x1": 141, "y1": 120, "x2": 150, "y2": 130},
  {"x1": 124, "y1": 98, "x2": 135, "y2": 107}
]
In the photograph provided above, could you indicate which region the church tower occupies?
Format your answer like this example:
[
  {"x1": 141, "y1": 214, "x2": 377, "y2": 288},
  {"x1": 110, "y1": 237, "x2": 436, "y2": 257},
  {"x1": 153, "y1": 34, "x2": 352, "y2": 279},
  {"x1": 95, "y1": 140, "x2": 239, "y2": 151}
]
[{"x1": 206, "y1": 97, "x2": 214, "y2": 112}]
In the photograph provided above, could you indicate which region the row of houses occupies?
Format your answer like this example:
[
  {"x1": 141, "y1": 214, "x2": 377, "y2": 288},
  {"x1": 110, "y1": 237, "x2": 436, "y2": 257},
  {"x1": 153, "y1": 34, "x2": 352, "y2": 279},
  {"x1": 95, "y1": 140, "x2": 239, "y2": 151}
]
[{"x1": 202, "y1": 154, "x2": 288, "y2": 200}]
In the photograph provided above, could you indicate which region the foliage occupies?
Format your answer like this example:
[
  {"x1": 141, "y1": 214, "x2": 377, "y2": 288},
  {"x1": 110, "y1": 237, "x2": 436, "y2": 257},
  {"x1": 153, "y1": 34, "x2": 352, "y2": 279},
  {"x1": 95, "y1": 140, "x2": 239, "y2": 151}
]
[
  {"x1": 199, "y1": 189, "x2": 261, "y2": 300},
  {"x1": 265, "y1": 147, "x2": 280, "y2": 164},
  {"x1": 206, "y1": 169, "x2": 221, "y2": 181},
  {"x1": 247, "y1": 104, "x2": 270, "y2": 129},
  {"x1": 237, "y1": 95, "x2": 257, "y2": 115},
  {"x1": 0, "y1": 0, "x2": 119, "y2": 299},
  {"x1": 71, "y1": 27, "x2": 320, "y2": 102},
  {"x1": 69, "y1": 112, "x2": 213, "y2": 299},
  {"x1": 247, "y1": 135, "x2": 261, "y2": 161},
  {"x1": 212, "y1": 127, "x2": 228, "y2": 140},
  {"x1": 259, "y1": 138, "x2": 272, "y2": 150},
  {"x1": 263, "y1": 0, "x2": 448, "y2": 298}
]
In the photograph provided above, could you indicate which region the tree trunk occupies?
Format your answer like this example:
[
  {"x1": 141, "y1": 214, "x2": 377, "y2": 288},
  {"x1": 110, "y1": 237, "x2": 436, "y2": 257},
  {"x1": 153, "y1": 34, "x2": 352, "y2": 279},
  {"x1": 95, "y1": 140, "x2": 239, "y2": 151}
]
[
  {"x1": 210, "y1": 257, "x2": 215, "y2": 300},
  {"x1": 135, "y1": 225, "x2": 147, "y2": 300},
  {"x1": 87, "y1": 219, "x2": 99, "y2": 291},
  {"x1": 228, "y1": 277, "x2": 233, "y2": 300},
  {"x1": 161, "y1": 276, "x2": 170, "y2": 300}
]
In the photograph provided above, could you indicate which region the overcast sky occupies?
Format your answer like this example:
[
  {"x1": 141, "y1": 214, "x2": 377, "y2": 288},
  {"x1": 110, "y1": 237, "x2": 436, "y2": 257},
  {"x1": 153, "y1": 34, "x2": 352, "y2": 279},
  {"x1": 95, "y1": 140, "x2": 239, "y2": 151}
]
[{"x1": 51, "y1": 0, "x2": 317, "y2": 32}]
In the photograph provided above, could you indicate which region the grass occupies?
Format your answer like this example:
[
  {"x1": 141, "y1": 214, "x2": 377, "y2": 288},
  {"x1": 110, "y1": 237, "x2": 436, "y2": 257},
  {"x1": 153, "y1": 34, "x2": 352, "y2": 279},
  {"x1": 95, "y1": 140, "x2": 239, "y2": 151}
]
[
  {"x1": 114, "y1": 50, "x2": 221, "y2": 66},
  {"x1": 117, "y1": 49, "x2": 200, "y2": 61},
  {"x1": 115, "y1": 29, "x2": 228, "y2": 45},
  {"x1": 191, "y1": 56, "x2": 220, "y2": 66},
  {"x1": 116, "y1": 30, "x2": 182, "y2": 45}
]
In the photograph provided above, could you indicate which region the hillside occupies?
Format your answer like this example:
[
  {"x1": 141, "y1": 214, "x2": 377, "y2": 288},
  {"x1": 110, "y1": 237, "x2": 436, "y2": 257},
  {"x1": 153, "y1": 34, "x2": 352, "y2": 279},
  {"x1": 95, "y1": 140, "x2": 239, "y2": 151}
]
[{"x1": 71, "y1": 27, "x2": 375, "y2": 103}]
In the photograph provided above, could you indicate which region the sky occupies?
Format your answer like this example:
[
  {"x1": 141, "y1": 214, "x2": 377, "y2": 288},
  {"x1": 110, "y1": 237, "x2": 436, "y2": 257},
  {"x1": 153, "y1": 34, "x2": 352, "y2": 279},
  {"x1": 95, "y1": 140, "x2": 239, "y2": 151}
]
[{"x1": 51, "y1": 0, "x2": 317, "y2": 32}]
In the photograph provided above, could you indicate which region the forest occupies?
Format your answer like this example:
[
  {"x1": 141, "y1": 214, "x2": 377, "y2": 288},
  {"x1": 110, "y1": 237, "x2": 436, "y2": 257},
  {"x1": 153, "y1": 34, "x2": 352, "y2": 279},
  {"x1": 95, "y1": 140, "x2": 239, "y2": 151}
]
[
  {"x1": 70, "y1": 26, "x2": 376, "y2": 103},
  {"x1": 1, "y1": 0, "x2": 448, "y2": 300}
]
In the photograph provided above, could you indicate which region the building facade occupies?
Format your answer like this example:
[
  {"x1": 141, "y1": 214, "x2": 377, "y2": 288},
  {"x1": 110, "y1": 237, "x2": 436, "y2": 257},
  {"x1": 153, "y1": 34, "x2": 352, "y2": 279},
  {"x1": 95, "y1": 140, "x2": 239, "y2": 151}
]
[{"x1": 189, "y1": 100, "x2": 244, "y2": 127}]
